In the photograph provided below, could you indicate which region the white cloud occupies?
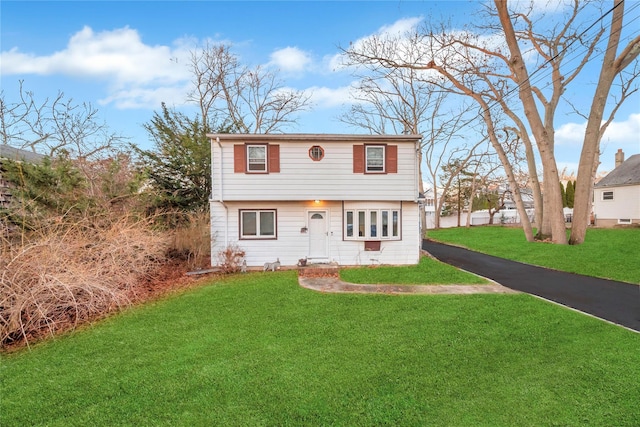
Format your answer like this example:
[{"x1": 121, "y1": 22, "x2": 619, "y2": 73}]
[
  {"x1": 269, "y1": 46, "x2": 312, "y2": 74},
  {"x1": 305, "y1": 85, "x2": 354, "y2": 109},
  {"x1": 555, "y1": 121, "x2": 587, "y2": 145},
  {"x1": 600, "y1": 113, "x2": 640, "y2": 145},
  {"x1": 98, "y1": 83, "x2": 192, "y2": 110},
  {"x1": 377, "y1": 17, "x2": 423, "y2": 37},
  {"x1": 556, "y1": 113, "x2": 640, "y2": 148},
  {"x1": 1, "y1": 26, "x2": 195, "y2": 109},
  {"x1": 328, "y1": 16, "x2": 424, "y2": 73}
]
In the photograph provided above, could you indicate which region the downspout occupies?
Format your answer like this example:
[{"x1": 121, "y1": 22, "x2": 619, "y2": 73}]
[
  {"x1": 215, "y1": 137, "x2": 229, "y2": 248},
  {"x1": 414, "y1": 137, "x2": 421, "y2": 245},
  {"x1": 414, "y1": 137, "x2": 420, "y2": 203}
]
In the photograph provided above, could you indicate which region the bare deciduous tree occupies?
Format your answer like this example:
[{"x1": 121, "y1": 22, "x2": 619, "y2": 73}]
[
  {"x1": 1, "y1": 81, "x2": 126, "y2": 160},
  {"x1": 187, "y1": 43, "x2": 312, "y2": 134},
  {"x1": 340, "y1": 36, "x2": 490, "y2": 232},
  {"x1": 423, "y1": 106, "x2": 489, "y2": 230},
  {"x1": 343, "y1": 0, "x2": 639, "y2": 244},
  {"x1": 570, "y1": 0, "x2": 640, "y2": 244},
  {"x1": 342, "y1": 26, "x2": 537, "y2": 240}
]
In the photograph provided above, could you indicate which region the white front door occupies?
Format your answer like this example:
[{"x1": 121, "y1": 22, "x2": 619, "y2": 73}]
[{"x1": 308, "y1": 211, "x2": 328, "y2": 258}]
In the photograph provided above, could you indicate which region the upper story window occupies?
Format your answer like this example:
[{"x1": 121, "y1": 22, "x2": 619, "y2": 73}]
[
  {"x1": 247, "y1": 145, "x2": 267, "y2": 172},
  {"x1": 234, "y1": 144, "x2": 280, "y2": 174},
  {"x1": 353, "y1": 144, "x2": 397, "y2": 174},
  {"x1": 366, "y1": 146, "x2": 385, "y2": 172},
  {"x1": 309, "y1": 146, "x2": 325, "y2": 161},
  {"x1": 602, "y1": 191, "x2": 614, "y2": 201}
]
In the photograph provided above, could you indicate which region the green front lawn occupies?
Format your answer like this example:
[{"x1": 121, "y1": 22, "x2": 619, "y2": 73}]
[
  {"x1": 427, "y1": 227, "x2": 640, "y2": 284},
  {"x1": 340, "y1": 255, "x2": 488, "y2": 285},
  {"x1": 2, "y1": 272, "x2": 639, "y2": 426}
]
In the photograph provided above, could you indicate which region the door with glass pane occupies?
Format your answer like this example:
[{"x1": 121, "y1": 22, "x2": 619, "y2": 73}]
[{"x1": 308, "y1": 211, "x2": 328, "y2": 258}]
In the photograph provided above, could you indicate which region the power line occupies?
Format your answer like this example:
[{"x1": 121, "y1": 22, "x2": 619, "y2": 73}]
[{"x1": 484, "y1": 0, "x2": 637, "y2": 120}]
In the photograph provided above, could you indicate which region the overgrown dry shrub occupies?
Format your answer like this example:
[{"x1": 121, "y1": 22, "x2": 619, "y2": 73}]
[
  {"x1": 0, "y1": 217, "x2": 170, "y2": 349},
  {"x1": 168, "y1": 211, "x2": 211, "y2": 270},
  {"x1": 216, "y1": 244, "x2": 246, "y2": 274}
]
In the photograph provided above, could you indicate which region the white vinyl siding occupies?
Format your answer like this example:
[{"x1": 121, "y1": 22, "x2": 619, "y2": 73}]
[
  {"x1": 210, "y1": 200, "x2": 420, "y2": 267},
  {"x1": 592, "y1": 186, "x2": 640, "y2": 226},
  {"x1": 212, "y1": 139, "x2": 418, "y2": 202}
]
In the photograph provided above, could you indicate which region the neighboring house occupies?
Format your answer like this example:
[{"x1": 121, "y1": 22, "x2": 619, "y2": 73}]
[
  {"x1": 592, "y1": 150, "x2": 640, "y2": 227},
  {"x1": 422, "y1": 187, "x2": 439, "y2": 229},
  {"x1": 0, "y1": 145, "x2": 45, "y2": 208},
  {"x1": 209, "y1": 133, "x2": 423, "y2": 267}
]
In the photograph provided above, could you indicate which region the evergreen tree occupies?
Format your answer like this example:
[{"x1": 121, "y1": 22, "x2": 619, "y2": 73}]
[
  {"x1": 0, "y1": 156, "x2": 88, "y2": 229},
  {"x1": 134, "y1": 103, "x2": 234, "y2": 220},
  {"x1": 566, "y1": 180, "x2": 575, "y2": 209},
  {"x1": 560, "y1": 181, "x2": 567, "y2": 208}
]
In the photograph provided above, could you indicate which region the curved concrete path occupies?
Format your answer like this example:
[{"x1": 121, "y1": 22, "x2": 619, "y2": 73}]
[
  {"x1": 423, "y1": 239, "x2": 640, "y2": 332},
  {"x1": 298, "y1": 276, "x2": 517, "y2": 295}
]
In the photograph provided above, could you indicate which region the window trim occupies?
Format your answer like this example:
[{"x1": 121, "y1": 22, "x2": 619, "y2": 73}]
[
  {"x1": 239, "y1": 209, "x2": 277, "y2": 240},
  {"x1": 246, "y1": 144, "x2": 268, "y2": 173},
  {"x1": 344, "y1": 208, "x2": 401, "y2": 241},
  {"x1": 365, "y1": 144, "x2": 385, "y2": 173},
  {"x1": 602, "y1": 190, "x2": 614, "y2": 201},
  {"x1": 309, "y1": 145, "x2": 325, "y2": 161}
]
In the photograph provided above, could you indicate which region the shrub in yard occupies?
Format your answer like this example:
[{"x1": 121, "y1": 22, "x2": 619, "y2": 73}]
[
  {"x1": 216, "y1": 244, "x2": 246, "y2": 274},
  {"x1": 167, "y1": 211, "x2": 211, "y2": 270},
  {"x1": 0, "y1": 217, "x2": 170, "y2": 349}
]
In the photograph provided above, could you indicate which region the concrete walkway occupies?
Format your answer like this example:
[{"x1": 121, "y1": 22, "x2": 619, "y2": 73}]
[
  {"x1": 423, "y1": 239, "x2": 640, "y2": 332},
  {"x1": 298, "y1": 276, "x2": 518, "y2": 295}
]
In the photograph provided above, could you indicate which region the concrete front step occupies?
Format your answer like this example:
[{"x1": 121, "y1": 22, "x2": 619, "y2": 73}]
[{"x1": 298, "y1": 263, "x2": 340, "y2": 278}]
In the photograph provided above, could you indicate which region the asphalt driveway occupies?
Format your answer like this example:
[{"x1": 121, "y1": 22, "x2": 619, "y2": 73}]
[{"x1": 422, "y1": 239, "x2": 640, "y2": 333}]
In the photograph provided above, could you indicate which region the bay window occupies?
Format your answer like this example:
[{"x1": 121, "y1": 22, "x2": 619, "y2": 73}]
[{"x1": 345, "y1": 208, "x2": 400, "y2": 240}]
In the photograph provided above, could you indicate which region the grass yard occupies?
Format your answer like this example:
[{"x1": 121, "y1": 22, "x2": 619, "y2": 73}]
[
  {"x1": 2, "y1": 271, "x2": 639, "y2": 426},
  {"x1": 427, "y1": 226, "x2": 640, "y2": 284},
  {"x1": 340, "y1": 254, "x2": 489, "y2": 285}
]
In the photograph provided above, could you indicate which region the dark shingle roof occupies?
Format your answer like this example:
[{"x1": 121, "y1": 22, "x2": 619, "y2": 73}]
[
  {"x1": 595, "y1": 154, "x2": 640, "y2": 188},
  {"x1": 0, "y1": 145, "x2": 45, "y2": 163}
]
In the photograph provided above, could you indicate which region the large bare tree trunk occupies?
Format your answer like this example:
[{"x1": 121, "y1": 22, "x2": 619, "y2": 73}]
[
  {"x1": 517, "y1": 130, "x2": 544, "y2": 232},
  {"x1": 571, "y1": 1, "x2": 640, "y2": 245},
  {"x1": 496, "y1": 0, "x2": 566, "y2": 244}
]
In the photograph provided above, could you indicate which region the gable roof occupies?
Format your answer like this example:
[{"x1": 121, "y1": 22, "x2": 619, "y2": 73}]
[
  {"x1": 207, "y1": 133, "x2": 422, "y2": 144},
  {"x1": 595, "y1": 154, "x2": 640, "y2": 188}
]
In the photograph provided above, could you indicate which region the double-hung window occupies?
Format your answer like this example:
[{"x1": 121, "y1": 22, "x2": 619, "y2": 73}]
[
  {"x1": 602, "y1": 191, "x2": 614, "y2": 201},
  {"x1": 366, "y1": 145, "x2": 385, "y2": 173},
  {"x1": 234, "y1": 143, "x2": 280, "y2": 174},
  {"x1": 240, "y1": 210, "x2": 276, "y2": 239},
  {"x1": 247, "y1": 145, "x2": 267, "y2": 172},
  {"x1": 353, "y1": 144, "x2": 397, "y2": 174},
  {"x1": 345, "y1": 208, "x2": 400, "y2": 240}
]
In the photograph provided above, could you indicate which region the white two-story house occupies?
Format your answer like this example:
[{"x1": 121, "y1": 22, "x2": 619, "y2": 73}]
[{"x1": 209, "y1": 133, "x2": 423, "y2": 267}]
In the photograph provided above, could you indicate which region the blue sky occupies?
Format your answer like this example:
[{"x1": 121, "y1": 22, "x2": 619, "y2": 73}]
[{"x1": 1, "y1": 0, "x2": 639, "y2": 174}]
